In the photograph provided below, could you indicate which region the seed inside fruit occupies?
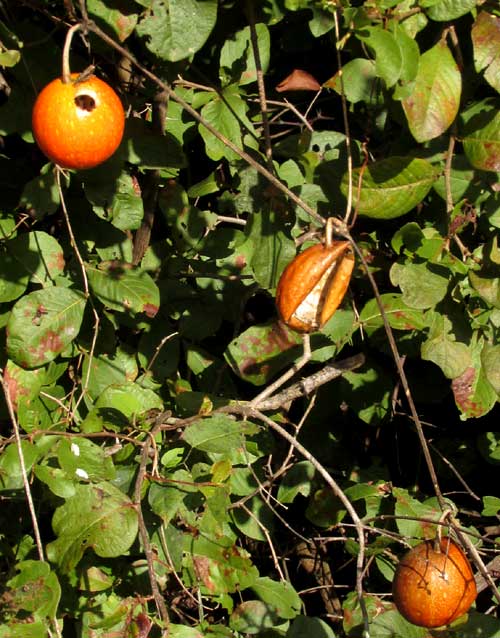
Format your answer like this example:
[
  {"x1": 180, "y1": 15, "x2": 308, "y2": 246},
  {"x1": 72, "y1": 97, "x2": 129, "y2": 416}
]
[{"x1": 292, "y1": 263, "x2": 336, "y2": 329}]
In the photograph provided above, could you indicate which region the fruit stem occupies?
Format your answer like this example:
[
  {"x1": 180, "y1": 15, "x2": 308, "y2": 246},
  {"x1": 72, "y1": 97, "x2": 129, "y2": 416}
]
[
  {"x1": 62, "y1": 23, "x2": 82, "y2": 84},
  {"x1": 325, "y1": 216, "x2": 334, "y2": 248}
]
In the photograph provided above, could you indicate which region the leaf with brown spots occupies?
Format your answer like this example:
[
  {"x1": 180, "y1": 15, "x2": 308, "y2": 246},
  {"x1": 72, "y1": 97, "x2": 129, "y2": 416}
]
[
  {"x1": 472, "y1": 11, "x2": 500, "y2": 93},
  {"x1": 6, "y1": 287, "x2": 86, "y2": 369},
  {"x1": 183, "y1": 535, "x2": 259, "y2": 595},
  {"x1": 7, "y1": 231, "x2": 65, "y2": 287},
  {"x1": 451, "y1": 361, "x2": 497, "y2": 419},
  {"x1": 86, "y1": 261, "x2": 160, "y2": 317},
  {"x1": 46, "y1": 482, "x2": 138, "y2": 573},
  {"x1": 224, "y1": 319, "x2": 302, "y2": 386}
]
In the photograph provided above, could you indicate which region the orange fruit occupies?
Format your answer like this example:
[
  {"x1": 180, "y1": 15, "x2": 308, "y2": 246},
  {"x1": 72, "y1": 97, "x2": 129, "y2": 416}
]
[
  {"x1": 392, "y1": 537, "x2": 477, "y2": 628},
  {"x1": 32, "y1": 73, "x2": 125, "y2": 170},
  {"x1": 276, "y1": 240, "x2": 354, "y2": 333}
]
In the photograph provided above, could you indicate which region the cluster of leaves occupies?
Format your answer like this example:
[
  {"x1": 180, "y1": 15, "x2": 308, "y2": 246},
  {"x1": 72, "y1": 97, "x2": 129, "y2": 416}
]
[{"x1": 0, "y1": 0, "x2": 499, "y2": 637}]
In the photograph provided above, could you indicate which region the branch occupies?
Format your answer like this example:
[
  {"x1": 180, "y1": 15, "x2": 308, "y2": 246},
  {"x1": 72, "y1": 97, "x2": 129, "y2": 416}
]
[{"x1": 256, "y1": 353, "x2": 365, "y2": 411}]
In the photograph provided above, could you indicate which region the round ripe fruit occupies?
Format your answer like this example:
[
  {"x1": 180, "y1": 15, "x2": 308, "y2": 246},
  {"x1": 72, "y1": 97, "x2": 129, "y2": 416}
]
[
  {"x1": 392, "y1": 538, "x2": 477, "y2": 628},
  {"x1": 32, "y1": 73, "x2": 125, "y2": 170}
]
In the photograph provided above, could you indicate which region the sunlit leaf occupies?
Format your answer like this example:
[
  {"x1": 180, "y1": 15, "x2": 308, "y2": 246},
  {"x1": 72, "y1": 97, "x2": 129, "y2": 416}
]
[
  {"x1": 424, "y1": 0, "x2": 477, "y2": 22},
  {"x1": 357, "y1": 27, "x2": 402, "y2": 87},
  {"x1": 402, "y1": 40, "x2": 461, "y2": 142},
  {"x1": 390, "y1": 262, "x2": 449, "y2": 309},
  {"x1": 86, "y1": 261, "x2": 159, "y2": 317},
  {"x1": 472, "y1": 12, "x2": 500, "y2": 93},
  {"x1": 225, "y1": 320, "x2": 302, "y2": 386},
  {"x1": 341, "y1": 157, "x2": 437, "y2": 219},
  {"x1": 6, "y1": 287, "x2": 86, "y2": 368},
  {"x1": 462, "y1": 98, "x2": 500, "y2": 173},
  {"x1": 220, "y1": 24, "x2": 270, "y2": 86},
  {"x1": 136, "y1": 0, "x2": 217, "y2": 62},
  {"x1": 46, "y1": 482, "x2": 138, "y2": 573}
]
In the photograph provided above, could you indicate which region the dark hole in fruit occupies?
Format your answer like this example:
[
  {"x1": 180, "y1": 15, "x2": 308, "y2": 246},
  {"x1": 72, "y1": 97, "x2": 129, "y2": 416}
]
[{"x1": 75, "y1": 94, "x2": 96, "y2": 112}]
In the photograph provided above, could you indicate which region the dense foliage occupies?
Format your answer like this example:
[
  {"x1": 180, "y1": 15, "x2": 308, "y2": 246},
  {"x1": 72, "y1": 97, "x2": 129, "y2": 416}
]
[{"x1": 0, "y1": 1, "x2": 499, "y2": 636}]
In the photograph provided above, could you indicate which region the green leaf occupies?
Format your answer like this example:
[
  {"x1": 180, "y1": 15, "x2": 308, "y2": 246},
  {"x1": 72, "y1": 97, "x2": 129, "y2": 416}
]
[
  {"x1": 359, "y1": 293, "x2": 427, "y2": 334},
  {"x1": 230, "y1": 600, "x2": 281, "y2": 634},
  {"x1": 149, "y1": 469, "x2": 198, "y2": 524},
  {"x1": 6, "y1": 560, "x2": 61, "y2": 620},
  {"x1": 461, "y1": 98, "x2": 500, "y2": 173},
  {"x1": 478, "y1": 432, "x2": 500, "y2": 465},
  {"x1": 482, "y1": 344, "x2": 500, "y2": 394},
  {"x1": 199, "y1": 85, "x2": 257, "y2": 161},
  {"x1": 57, "y1": 438, "x2": 116, "y2": 483},
  {"x1": 402, "y1": 40, "x2": 461, "y2": 142},
  {"x1": 393, "y1": 488, "x2": 441, "y2": 540},
  {"x1": 482, "y1": 495, "x2": 500, "y2": 515},
  {"x1": 451, "y1": 345, "x2": 498, "y2": 419},
  {"x1": 0, "y1": 49, "x2": 20, "y2": 67},
  {"x1": 81, "y1": 346, "x2": 138, "y2": 401},
  {"x1": 220, "y1": 23, "x2": 270, "y2": 86},
  {"x1": 18, "y1": 165, "x2": 60, "y2": 219},
  {"x1": 421, "y1": 334, "x2": 471, "y2": 379},
  {"x1": 86, "y1": 261, "x2": 159, "y2": 317},
  {"x1": 424, "y1": 0, "x2": 477, "y2": 22},
  {"x1": 251, "y1": 577, "x2": 301, "y2": 620},
  {"x1": 287, "y1": 615, "x2": 337, "y2": 638},
  {"x1": 247, "y1": 209, "x2": 296, "y2": 292},
  {"x1": 46, "y1": 482, "x2": 138, "y2": 573},
  {"x1": 393, "y1": 26, "x2": 420, "y2": 85},
  {"x1": 340, "y1": 361, "x2": 392, "y2": 425},
  {"x1": 137, "y1": 0, "x2": 217, "y2": 62},
  {"x1": 0, "y1": 242, "x2": 29, "y2": 303},
  {"x1": 469, "y1": 270, "x2": 500, "y2": 308},
  {"x1": 472, "y1": 12, "x2": 500, "y2": 94},
  {"x1": 357, "y1": 27, "x2": 402, "y2": 87},
  {"x1": 0, "y1": 441, "x2": 42, "y2": 492},
  {"x1": 7, "y1": 230, "x2": 65, "y2": 286},
  {"x1": 125, "y1": 119, "x2": 187, "y2": 170},
  {"x1": 231, "y1": 495, "x2": 274, "y2": 541},
  {"x1": 390, "y1": 262, "x2": 449, "y2": 309},
  {"x1": 34, "y1": 465, "x2": 77, "y2": 499},
  {"x1": 94, "y1": 382, "x2": 163, "y2": 418},
  {"x1": 6, "y1": 287, "x2": 86, "y2": 369},
  {"x1": 277, "y1": 461, "x2": 315, "y2": 504},
  {"x1": 87, "y1": 0, "x2": 138, "y2": 41},
  {"x1": 326, "y1": 58, "x2": 378, "y2": 105},
  {"x1": 182, "y1": 415, "x2": 245, "y2": 454},
  {"x1": 183, "y1": 534, "x2": 259, "y2": 594},
  {"x1": 225, "y1": 320, "x2": 302, "y2": 386},
  {"x1": 372, "y1": 608, "x2": 429, "y2": 638},
  {"x1": 342, "y1": 157, "x2": 437, "y2": 220},
  {"x1": 3, "y1": 359, "x2": 45, "y2": 410}
]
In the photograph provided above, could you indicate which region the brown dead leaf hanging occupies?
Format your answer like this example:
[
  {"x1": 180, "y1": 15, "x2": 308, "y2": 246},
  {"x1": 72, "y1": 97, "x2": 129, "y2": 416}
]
[{"x1": 275, "y1": 69, "x2": 321, "y2": 92}]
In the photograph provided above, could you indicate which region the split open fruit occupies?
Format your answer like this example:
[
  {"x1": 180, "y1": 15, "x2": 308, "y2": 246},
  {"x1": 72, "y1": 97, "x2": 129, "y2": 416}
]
[
  {"x1": 392, "y1": 537, "x2": 477, "y2": 628},
  {"x1": 32, "y1": 73, "x2": 125, "y2": 170},
  {"x1": 276, "y1": 240, "x2": 354, "y2": 333}
]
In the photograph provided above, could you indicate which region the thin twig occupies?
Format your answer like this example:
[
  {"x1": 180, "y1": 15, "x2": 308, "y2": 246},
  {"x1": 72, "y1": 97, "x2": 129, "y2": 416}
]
[
  {"x1": 55, "y1": 168, "x2": 100, "y2": 421},
  {"x1": 245, "y1": 0, "x2": 273, "y2": 170},
  {"x1": 332, "y1": 10, "x2": 354, "y2": 225},
  {"x1": 0, "y1": 373, "x2": 45, "y2": 561},
  {"x1": 133, "y1": 422, "x2": 170, "y2": 633}
]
